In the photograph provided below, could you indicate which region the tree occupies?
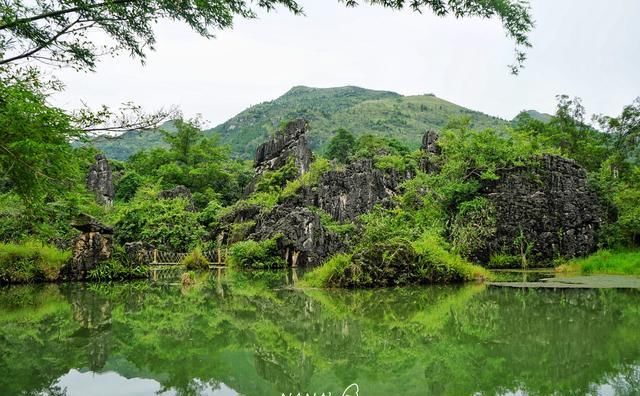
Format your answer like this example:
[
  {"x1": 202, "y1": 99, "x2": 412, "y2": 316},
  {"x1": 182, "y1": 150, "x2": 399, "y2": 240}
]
[
  {"x1": 0, "y1": 0, "x2": 533, "y2": 73},
  {"x1": 326, "y1": 128, "x2": 356, "y2": 163},
  {"x1": 0, "y1": 69, "x2": 83, "y2": 210},
  {"x1": 596, "y1": 97, "x2": 640, "y2": 164},
  {"x1": 162, "y1": 118, "x2": 203, "y2": 165}
]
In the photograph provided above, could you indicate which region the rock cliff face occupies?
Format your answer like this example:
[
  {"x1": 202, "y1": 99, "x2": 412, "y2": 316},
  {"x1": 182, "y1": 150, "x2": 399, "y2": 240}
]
[
  {"x1": 420, "y1": 130, "x2": 440, "y2": 173},
  {"x1": 251, "y1": 204, "x2": 344, "y2": 267},
  {"x1": 86, "y1": 154, "x2": 114, "y2": 205},
  {"x1": 298, "y1": 159, "x2": 409, "y2": 222},
  {"x1": 65, "y1": 215, "x2": 114, "y2": 280},
  {"x1": 254, "y1": 119, "x2": 314, "y2": 177},
  {"x1": 479, "y1": 154, "x2": 604, "y2": 262}
]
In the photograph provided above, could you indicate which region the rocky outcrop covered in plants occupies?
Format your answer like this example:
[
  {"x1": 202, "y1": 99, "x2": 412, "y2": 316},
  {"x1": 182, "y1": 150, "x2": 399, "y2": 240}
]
[
  {"x1": 477, "y1": 154, "x2": 604, "y2": 263},
  {"x1": 251, "y1": 204, "x2": 344, "y2": 267},
  {"x1": 86, "y1": 154, "x2": 114, "y2": 205},
  {"x1": 254, "y1": 118, "x2": 314, "y2": 178},
  {"x1": 158, "y1": 185, "x2": 195, "y2": 210},
  {"x1": 65, "y1": 215, "x2": 114, "y2": 280},
  {"x1": 222, "y1": 120, "x2": 414, "y2": 267},
  {"x1": 420, "y1": 130, "x2": 440, "y2": 172}
]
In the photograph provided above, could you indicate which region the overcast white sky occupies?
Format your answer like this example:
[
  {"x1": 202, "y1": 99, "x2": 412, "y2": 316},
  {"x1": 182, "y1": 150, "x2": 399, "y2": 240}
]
[{"x1": 51, "y1": 0, "x2": 639, "y2": 128}]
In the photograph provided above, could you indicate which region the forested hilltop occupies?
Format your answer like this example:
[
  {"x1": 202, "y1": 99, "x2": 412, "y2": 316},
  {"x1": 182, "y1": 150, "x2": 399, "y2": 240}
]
[{"x1": 89, "y1": 86, "x2": 509, "y2": 160}]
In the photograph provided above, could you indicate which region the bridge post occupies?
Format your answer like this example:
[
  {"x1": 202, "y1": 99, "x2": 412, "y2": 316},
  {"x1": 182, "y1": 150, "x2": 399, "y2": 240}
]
[{"x1": 152, "y1": 249, "x2": 158, "y2": 264}]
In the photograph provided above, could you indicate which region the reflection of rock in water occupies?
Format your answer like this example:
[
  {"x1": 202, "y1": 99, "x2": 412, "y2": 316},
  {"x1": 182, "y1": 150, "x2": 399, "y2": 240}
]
[{"x1": 63, "y1": 285, "x2": 113, "y2": 371}]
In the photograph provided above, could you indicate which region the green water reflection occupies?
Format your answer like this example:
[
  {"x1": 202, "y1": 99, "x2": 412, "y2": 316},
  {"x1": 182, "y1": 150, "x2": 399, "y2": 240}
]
[{"x1": 0, "y1": 270, "x2": 639, "y2": 396}]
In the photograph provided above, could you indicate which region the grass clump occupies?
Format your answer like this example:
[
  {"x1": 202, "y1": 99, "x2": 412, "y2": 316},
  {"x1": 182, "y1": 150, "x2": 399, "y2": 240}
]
[
  {"x1": 303, "y1": 253, "x2": 352, "y2": 288},
  {"x1": 181, "y1": 247, "x2": 209, "y2": 270},
  {"x1": 227, "y1": 237, "x2": 287, "y2": 269},
  {"x1": 0, "y1": 241, "x2": 70, "y2": 283},
  {"x1": 487, "y1": 253, "x2": 523, "y2": 269},
  {"x1": 557, "y1": 250, "x2": 640, "y2": 276}
]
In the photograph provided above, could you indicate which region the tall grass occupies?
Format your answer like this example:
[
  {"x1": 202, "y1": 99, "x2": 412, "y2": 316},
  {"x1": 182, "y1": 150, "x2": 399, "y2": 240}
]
[
  {"x1": 558, "y1": 250, "x2": 640, "y2": 276},
  {"x1": 0, "y1": 241, "x2": 70, "y2": 283}
]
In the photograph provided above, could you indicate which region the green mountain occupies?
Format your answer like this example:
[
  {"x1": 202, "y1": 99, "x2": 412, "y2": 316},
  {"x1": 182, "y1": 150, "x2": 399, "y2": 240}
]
[
  {"x1": 520, "y1": 109, "x2": 553, "y2": 123},
  {"x1": 86, "y1": 86, "x2": 510, "y2": 160}
]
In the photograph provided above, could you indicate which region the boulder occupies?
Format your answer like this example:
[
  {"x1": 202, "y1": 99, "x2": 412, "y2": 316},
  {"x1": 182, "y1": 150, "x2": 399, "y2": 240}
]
[
  {"x1": 65, "y1": 215, "x2": 114, "y2": 280},
  {"x1": 86, "y1": 154, "x2": 114, "y2": 205}
]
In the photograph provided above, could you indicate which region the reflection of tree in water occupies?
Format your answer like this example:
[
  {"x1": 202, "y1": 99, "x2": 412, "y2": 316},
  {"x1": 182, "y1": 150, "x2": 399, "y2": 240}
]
[{"x1": 1, "y1": 274, "x2": 640, "y2": 396}]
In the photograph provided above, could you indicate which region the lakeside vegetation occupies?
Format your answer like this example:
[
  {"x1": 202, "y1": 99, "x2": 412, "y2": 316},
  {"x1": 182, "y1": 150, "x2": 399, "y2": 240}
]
[{"x1": 558, "y1": 250, "x2": 640, "y2": 276}]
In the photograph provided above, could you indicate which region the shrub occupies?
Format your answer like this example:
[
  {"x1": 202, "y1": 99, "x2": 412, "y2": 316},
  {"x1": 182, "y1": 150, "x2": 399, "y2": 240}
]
[
  {"x1": 86, "y1": 245, "x2": 148, "y2": 281},
  {"x1": 281, "y1": 157, "x2": 331, "y2": 198},
  {"x1": 450, "y1": 197, "x2": 496, "y2": 260},
  {"x1": 113, "y1": 186, "x2": 206, "y2": 251},
  {"x1": 0, "y1": 241, "x2": 70, "y2": 283},
  {"x1": 227, "y1": 237, "x2": 286, "y2": 269},
  {"x1": 181, "y1": 247, "x2": 209, "y2": 270},
  {"x1": 87, "y1": 260, "x2": 148, "y2": 281}
]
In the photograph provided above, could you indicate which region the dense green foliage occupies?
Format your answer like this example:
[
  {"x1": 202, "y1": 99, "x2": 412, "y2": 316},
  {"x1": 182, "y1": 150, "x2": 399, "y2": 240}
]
[
  {"x1": 0, "y1": 241, "x2": 70, "y2": 283},
  {"x1": 0, "y1": 70, "x2": 84, "y2": 210},
  {"x1": 112, "y1": 186, "x2": 205, "y2": 252}
]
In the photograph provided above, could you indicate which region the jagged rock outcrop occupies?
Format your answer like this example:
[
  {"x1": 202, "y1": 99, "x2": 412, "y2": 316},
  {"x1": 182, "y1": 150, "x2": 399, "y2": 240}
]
[
  {"x1": 251, "y1": 204, "x2": 344, "y2": 267},
  {"x1": 65, "y1": 215, "x2": 114, "y2": 280},
  {"x1": 86, "y1": 154, "x2": 114, "y2": 205},
  {"x1": 295, "y1": 159, "x2": 409, "y2": 222},
  {"x1": 478, "y1": 154, "x2": 604, "y2": 262},
  {"x1": 253, "y1": 119, "x2": 313, "y2": 178},
  {"x1": 420, "y1": 130, "x2": 440, "y2": 173}
]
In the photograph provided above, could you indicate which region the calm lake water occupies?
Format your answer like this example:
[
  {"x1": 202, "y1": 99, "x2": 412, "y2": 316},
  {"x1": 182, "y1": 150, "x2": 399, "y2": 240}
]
[{"x1": 1, "y1": 269, "x2": 639, "y2": 396}]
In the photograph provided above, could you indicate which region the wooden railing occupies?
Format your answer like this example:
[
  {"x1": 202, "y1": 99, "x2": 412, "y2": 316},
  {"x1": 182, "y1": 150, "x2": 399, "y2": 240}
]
[{"x1": 147, "y1": 249, "x2": 227, "y2": 266}]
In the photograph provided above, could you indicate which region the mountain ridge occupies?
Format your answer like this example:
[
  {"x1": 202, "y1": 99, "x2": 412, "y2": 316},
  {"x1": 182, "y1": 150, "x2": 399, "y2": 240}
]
[{"x1": 86, "y1": 85, "x2": 513, "y2": 160}]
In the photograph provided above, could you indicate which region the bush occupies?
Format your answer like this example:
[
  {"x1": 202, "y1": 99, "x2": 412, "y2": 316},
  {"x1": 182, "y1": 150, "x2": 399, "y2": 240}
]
[
  {"x1": 0, "y1": 241, "x2": 70, "y2": 283},
  {"x1": 181, "y1": 247, "x2": 209, "y2": 270},
  {"x1": 86, "y1": 245, "x2": 148, "y2": 281},
  {"x1": 227, "y1": 237, "x2": 286, "y2": 269},
  {"x1": 450, "y1": 197, "x2": 496, "y2": 260},
  {"x1": 113, "y1": 186, "x2": 206, "y2": 251},
  {"x1": 87, "y1": 260, "x2": 148, "y2": 281}
]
